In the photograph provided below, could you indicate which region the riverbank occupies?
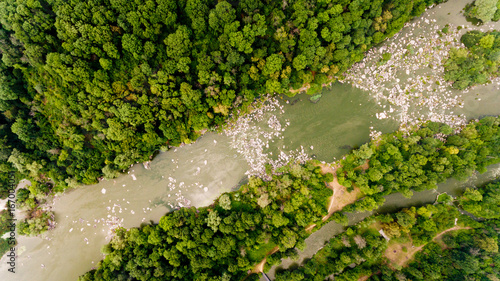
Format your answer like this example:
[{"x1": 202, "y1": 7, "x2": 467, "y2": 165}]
[
  {"x1": 3, "y1": 1, "x2": 500, "y2": 280},
  {"x1": 383, "y1": 225, "x2": 472, "y2": 268},
  {"x1": 273, "y1": 188, "x2": 498, "y2": 280},
  {"x1": 305, "y1": 163, "x2": 364, "y2": 232},
  {"x1": 253, "y1": 162, "x2": 363, "y2": 274}
]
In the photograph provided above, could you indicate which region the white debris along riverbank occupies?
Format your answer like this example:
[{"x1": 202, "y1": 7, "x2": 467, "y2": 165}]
[
  {"x1": 224, "y1": 95, "x2": 310, "y2": 180},
  {"x1": 342, "y1": 11, "x2": 500, "y2": 133},
  {"x1": 23, "y1": 12, "x2": 500, "y2": 255}
]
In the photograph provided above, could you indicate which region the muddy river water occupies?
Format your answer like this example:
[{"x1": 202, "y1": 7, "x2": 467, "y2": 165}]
[{"x1": 1, "y1": 0, "x2": 499, "y2": 280}]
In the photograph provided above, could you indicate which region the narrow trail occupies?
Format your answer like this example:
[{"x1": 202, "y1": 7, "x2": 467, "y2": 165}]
[
  {"x1": 325, "y1": 188, "x2": 336, "y2": 217},
  {"x1": 253, "y1": 162, "x2": 366, "y2": 272},
  {"x1": 434, "y1": 225, "x2": 472, "y2": 241},
  {"x1": 251, "y1": 246, "x2": 279, "y2": 273},
  {"x1": 384, "y1": 225, "x2": 472, "y2": 267},
  {"x1": 305, "y1": 163, "x2": 364, "y2": 232},
  {"x1": 358, "y1": 226, "x2": 471, "y2": 280},
  {"x1": 358, "y1": 275, "x2": 370, "y2": 281}
]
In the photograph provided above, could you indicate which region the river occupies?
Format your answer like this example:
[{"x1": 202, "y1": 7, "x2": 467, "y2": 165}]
[
  {"x1": 1, "y1": 0, "x2": 500, "y2": 280},
  {"x1": 267, "y1": 162, "x2": 500, "y2": 279}
]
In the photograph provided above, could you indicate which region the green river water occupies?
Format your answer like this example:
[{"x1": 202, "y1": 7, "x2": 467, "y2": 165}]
[{"x1": 1, "y1": 0, "x2": 499, "y2": 280}]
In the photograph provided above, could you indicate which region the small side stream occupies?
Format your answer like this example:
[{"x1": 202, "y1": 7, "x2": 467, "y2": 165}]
[
  {"x1": 266, "y1": 163, "x2": 500, "y2": 278},
  {"x1": 1, "y1": 0, "x2": 499, "y2": 280}
]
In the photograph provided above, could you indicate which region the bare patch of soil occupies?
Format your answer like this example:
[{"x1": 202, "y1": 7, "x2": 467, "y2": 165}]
[{"x1": 384, "y1": 225, "x2": 471, "y2": 267}]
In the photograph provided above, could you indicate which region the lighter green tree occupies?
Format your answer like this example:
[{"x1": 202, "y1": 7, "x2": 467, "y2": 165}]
[
  {"x1": 206, "y1": 210, "x2": 221, "y2": 232},
  {"x1": 471, "y1": 0, "x2": 498, "y2": 22},
  {"x1": 219, "y1": 194, "x2": 231, "y2": 210}
]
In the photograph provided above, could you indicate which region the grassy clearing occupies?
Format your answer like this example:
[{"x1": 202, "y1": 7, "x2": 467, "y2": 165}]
[
  {"x1": 383, "y1": 226, "x2": 472, "y2": 268},
  {"x1": 305, "y1": 163, "x2": 364, "y2": 232},
  {"x1": 247, "y1": 242, "x2": 278, "y2": 263}
]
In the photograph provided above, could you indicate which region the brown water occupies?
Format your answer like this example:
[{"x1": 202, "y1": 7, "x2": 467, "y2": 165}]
[
  {"x1": 266, "y1": 0, "x2": 500, "y2": 277},
  {"x1": 0, "y1": 134, "x2": 250, "y2": 281},
  {"x1": 267, "y1": 163, "x2": 500, "y2": 279},
  {"x1": 1, "y1": 0, "x2": 500, "y2": 280}
]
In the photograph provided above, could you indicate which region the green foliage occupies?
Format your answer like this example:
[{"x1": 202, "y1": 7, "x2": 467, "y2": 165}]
[
  {"x1": 218, "y1": 194, "x2": 232, "y2": 210},
  {"x1": 338, "y1": 117, "x2": 500, "y2": 213},
  {"x1": 444, "y1": 30, "x2": 500, "y2": 89},
  {"x1": 0, "y1": 0, "x2": 450, "y2": 204},
  {"x1": 206, "y1": 210, "x2": 221, "y2": 232},
  {"x1": 246, "y1": 240, "x2": 277, "y2": 262},
  {"x1": 353, "y1": 143, "x2": 374, "y2": 160},
  {"x1": 464, "y1": 0, "x2": 499, "y2": 23},
  {"x1": 460, "y1": 181, "x2": 500, "y2": 219},
  {"x1": 436, "y1": 193, "x2": 454, "y2": 204},
  {"x1": 79, "y1": 162, "x2": 332, "y2": 280},
  {"x1": 18, "y1": 210, "x2": 54, "y2": 236},
  {"x1": 276, "y1": 184, "x2": 500, "y2": 281},
  {"x1": 0, "y1": 210, "x2": 16, "y2": 257},
  {"x1": 376, "y1": 220, "x2": 500, "y2": 280},
  {"x1": 377, "y1": 52, "x2": 392, "y2": 65}
]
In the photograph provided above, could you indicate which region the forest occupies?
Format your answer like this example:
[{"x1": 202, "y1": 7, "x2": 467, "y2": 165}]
[
  {"x1": 460, "y1": 181, "x2": 500, "y2": 219},
  {"x1": 274, "y1": 180, "x2": 500, "y2": 281},
  {"x1": 0, "y1": 0, "x2": 449, "y2": 232},
  {"x1": 336, "y1": 116, "x2": 500, "y2": 212},
  {"x1": 79, "y1": 163, "x2": 333, "y2": 280},
  {"x1": 444, "y1": 30, "x2": 500, "y2": 89},
  {"x1": 464, "y1": 0, "x2": 500, "y2": 23},
  {"x1": 79, "y1": 116, "x2": 500, "y2": 280}
]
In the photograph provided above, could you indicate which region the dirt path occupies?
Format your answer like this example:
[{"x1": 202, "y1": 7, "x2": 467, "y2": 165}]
[
  {"x1": 253, "y1": 162, "x2": 366, "y2": 272},
  {"x1": 289, "y1": 84, "x2": 310, "y2": 94},
  {"x1": 384, "y1": 225, "x2": 471, "y2": 267},
  {"x1": 357, "y1": 161, "x2": 370, "y2": 171},
  {"x1": 305, "y1": 163, "x2": 363, "y2": 232},
  {"x1": 433, "y1": 226, "x2": 471, "y2": 241},
  {"x1": 251, "y1": 246, "x2": 279, "y2": 273},
  {"x1": 358, "y1": 275, "x2": 371, "y2": 281},
  {"x1": 321, "y1": 164, "x2": 348, "y2": 215}
]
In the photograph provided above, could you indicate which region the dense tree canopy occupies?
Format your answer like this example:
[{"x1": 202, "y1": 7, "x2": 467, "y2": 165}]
[
  {"x1": 0, "y1": 209, "x2": 16, "y2": 257},
  {"x1": 337, "y1": 116, "x2": 500, "y2": 210},
  {"x1": 275, "y1": 181, "x2": 500, "y2": 281},
  {"x1": 0, "y1": 0, "x2": 448, "y2": 204},
  {"x1": 460, "y1": 181, "x2": 500, "y2": 219},
  {"x1": 79, "y1": 162, "x2": 332, "y2": 280},
  {"x1": 444, "y1": 30, "x2": 500, "y2": 89},
  {"x1": 464, "y1": 0, "x2": 500, "y2": 23},
  {"x1": 79, "y1": 116, "x2": 500, "y2": 280}
]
